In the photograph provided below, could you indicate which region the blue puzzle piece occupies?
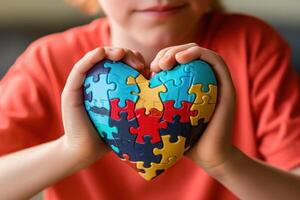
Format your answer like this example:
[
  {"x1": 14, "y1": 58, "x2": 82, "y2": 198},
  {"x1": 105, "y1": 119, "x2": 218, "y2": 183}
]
[
  {"x1": 183, "y1": 60, "x2": 217, "y2": 92},
  {"x1": 159, "y1": 76, "x2": 196, "y2": 108},
  {"x1": 86, "y1": 59, "x2": 111, "y2": 82},
  {"x1": 135, "y1": 136, "x2": 163, "y2": 168},
  {"x1": 109, "y1": 112, "x2": 138, "y2": 141},
  {"x1": 85, "y1": 110, "x2": 118, "y2": 140},
  {"x1": 84, "y1": 74, "x2": 116, "y2": 110},
  {"x1": 160, "y1": 115, "x2": 192, "y2": 148},
  {"x1": 112, "y1": 138, "x2": 138, "y2": 160},
  {"x1": 103, "y1": 61, "x2": 140, "y2": 107},
  {"x1": 108, "y1": 112, "x2": 138, "y2": 160},
  {"x1": 150, "y1": 60, "x2": 217, "y2": 92}
]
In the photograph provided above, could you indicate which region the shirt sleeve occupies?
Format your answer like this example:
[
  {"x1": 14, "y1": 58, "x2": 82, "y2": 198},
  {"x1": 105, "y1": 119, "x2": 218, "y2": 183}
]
[
  {"x1": 0, "y1": 42, "x2": 62, "y2": 156},
  {"x1": 249, "y1": 31, "x2": 300, "y2": 170}
]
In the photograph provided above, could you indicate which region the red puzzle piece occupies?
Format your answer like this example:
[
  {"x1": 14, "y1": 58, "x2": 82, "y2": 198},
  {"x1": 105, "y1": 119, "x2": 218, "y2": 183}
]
[
  {"x1": 130, "y1": 108, "x2": 167, "y2": 144},
  {"x1": 110, "y1": 99, "x2": 135, "y2": 120},
  {"x1": 162, "y1": 101, "x2": 197, "y2": 123}
]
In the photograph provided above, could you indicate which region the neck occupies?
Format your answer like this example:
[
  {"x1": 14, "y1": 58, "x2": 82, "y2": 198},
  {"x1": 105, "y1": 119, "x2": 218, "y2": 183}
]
[{"x1": 109, "y1": 20, "x2": 203, "y2": 67}]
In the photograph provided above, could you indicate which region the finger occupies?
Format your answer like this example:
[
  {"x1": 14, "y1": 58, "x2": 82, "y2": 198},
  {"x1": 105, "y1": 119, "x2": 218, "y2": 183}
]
[
  {"x1": 104, "y1": 47, "x2": 126, "y2": 61},
  {"x1": 64, "y1": 47, "x2": 106, "y2": 93},
  {"x1": 158, "y1": 43, "x2": 198, "y2": 71},
  {"x1": 123, "y1": 49, "x2": 145, "y2": 73},
  {"x1": 132, "y1": 50, "x2": 149, "y2": 78},
  {"x1": 150, "y1": 47, "x2": 172, "y2": 73},
  {"x1": 180, "y1": 47, "x2": 236, "y2": 143}
]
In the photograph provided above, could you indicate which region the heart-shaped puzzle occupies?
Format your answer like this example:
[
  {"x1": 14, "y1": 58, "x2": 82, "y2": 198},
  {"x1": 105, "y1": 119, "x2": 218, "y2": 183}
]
[{"x1": 83, "y1": 59, "x2": 217, "y2": 180}]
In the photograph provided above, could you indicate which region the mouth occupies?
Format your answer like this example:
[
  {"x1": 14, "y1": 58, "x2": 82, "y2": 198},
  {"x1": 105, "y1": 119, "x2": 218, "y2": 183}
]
[{"x1": 134, "y1": 3, "x2": 188, "y2": 18}]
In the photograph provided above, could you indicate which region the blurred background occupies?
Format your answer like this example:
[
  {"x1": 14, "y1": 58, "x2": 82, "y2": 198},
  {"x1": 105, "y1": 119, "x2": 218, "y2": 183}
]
[
  {"x1": 0, "y1": 0, "x2": 299, "y2": 79},
  {"x1": 0, "y1": 0, "x2": 299, "y2": 199}
]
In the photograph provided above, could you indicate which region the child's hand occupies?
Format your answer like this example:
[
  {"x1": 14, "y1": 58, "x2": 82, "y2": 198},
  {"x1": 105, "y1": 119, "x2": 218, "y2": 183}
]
[
  {"x1": 151, "y1": 43, "x2": 237, "y2": 173},
  {"x1": 61, "y1": 47, "x2": 146, "y2": 168}
]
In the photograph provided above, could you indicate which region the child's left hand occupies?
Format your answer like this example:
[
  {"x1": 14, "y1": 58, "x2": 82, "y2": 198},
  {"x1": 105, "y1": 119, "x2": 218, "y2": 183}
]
[{"x1": 150, "y1": 43, "x2": 238, "y2": 174}]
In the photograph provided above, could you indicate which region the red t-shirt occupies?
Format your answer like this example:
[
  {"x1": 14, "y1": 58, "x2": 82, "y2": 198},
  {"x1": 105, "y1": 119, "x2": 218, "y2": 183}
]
[{"x1": 1, "y1": 12, "x2": 300, "y2": 200}]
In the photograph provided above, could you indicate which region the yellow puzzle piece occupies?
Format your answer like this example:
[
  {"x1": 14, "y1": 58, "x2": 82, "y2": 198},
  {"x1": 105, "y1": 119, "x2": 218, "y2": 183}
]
[
  {"x1": 188, "y1": 84, "x2": 217, "y2": 125},
  {"x1": 136, "y1": 157, "x2": 177, "y2": 181},
  {"x1": 127, "y1": 75, "x2": 166, "y2": 114},
  {"x1": 153, "y1": 135, "x2": 186, "y2": 164},
  {"x1": 188, "y1": 84, "x2": 217, "y2": 104}
]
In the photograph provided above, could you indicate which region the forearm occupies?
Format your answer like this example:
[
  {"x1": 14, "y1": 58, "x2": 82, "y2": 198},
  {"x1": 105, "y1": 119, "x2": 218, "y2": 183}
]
[
  {"x1": 206, "y1": 147, "x2": 300, "y2": 200},
  {"x1": 0, "y1": 137, "x2": 86, "y2": 200}
]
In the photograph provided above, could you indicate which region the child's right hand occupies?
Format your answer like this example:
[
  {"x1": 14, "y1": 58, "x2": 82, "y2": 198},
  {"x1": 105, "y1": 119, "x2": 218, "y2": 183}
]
[{"x1": 61, "y1": 47, "x2": 146, "y2": 169}]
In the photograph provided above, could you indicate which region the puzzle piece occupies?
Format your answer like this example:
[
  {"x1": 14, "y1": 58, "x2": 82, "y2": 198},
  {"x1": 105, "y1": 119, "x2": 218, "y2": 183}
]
[
  {"x1": 160, "y1": 115, "x2": 192, "y2": 148},
  {"x1": 136, "y1": 157, "x2": 176, "y2": 181},
  {"x1": 110, "y1": 99, "x2": 135, "y2": 120},
  {"x1": 84, "y1": 74, "x2": 116, "y2": 110},
  {"x1": 86, "y1": 110, "x2": 119, "y2": 152},
  {"x1": 188, "y1": 84, "x2": 217, "y2": 104},
  {"x1": 130, "y1": 108, "x2": 167, "y2": 144},
  {"x1": 189, "y1": 84, "x2": 217, "y2": 125},
  {"x1": 113, "y1": 138, "x2": 137, "y2": 160},
  {"x1": 162, "y1": 101, "x2": 196, "y2": 123},
  {"x1": 103, "y1": 61, "x2": 140, "y2": 107},
  {"x1": 86, "y1": 59, "x2": 111, "y2": 82},
  {"x1": 159, "y1": 76, "x2": 196, "y2": 108},
  {"x1": 134, "y1": 136, "x2": 163, "y2": 168},
  {"x1": 153, "y1": 135, "x2": 186, "y2": 164},
  {"x1": 127, "y1": 74, "x2": 166, "y2": 114},
  {"x1": 190, "y1": 95, "x2": 216, "y2": 125},
  {"x1": 109, "y1": 112, "x2": 138, "y2": 141},
  {"x1": 150, "y1": 63, "x2": 194, "y2": 88},
  {"x1": 183, "y1": 60, "x2": 217, "y2": 92}
]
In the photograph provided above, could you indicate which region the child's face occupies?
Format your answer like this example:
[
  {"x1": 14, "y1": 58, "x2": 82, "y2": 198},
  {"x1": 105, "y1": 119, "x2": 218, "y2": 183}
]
[{"x1": 99, "y1": 0, "x2": 212, "y2": 47}]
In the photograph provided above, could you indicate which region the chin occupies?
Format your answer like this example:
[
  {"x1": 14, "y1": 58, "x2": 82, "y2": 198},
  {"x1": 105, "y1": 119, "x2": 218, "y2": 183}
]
[{"x1": 134, "y1": 27, "x2": 185, "y2": 48}]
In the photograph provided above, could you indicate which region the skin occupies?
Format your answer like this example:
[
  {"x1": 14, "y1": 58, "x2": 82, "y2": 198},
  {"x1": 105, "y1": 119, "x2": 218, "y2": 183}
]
[{"x1": 0, "y1": 1, "x2": 299, "y2": 199}]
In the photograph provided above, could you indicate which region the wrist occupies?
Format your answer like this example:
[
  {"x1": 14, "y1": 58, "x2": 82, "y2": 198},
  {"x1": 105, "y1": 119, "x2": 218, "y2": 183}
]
[
  {"x1": 57, "y1": 136, "x2": 104, "y2": 172},
  {"x1": 204, "y1": 147, "x2": 251, "y2": 181}
]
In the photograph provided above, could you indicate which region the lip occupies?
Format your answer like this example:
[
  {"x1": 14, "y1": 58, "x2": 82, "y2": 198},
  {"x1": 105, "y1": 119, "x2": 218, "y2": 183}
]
[{"x1": 134, "y1": 4, "x2": 188, "y2": 18}]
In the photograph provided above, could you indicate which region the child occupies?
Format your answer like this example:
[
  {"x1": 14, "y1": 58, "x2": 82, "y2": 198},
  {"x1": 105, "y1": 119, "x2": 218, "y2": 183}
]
[{"x1": 1, "y1": 0, "x2": 300, "y2": 199}]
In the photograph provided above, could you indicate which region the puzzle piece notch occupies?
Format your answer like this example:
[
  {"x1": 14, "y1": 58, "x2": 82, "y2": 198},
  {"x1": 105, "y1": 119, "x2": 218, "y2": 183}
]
[
  {"x1": 129, "y1": 108, "x2": 167, "y2": 144},
  {"x1": 110, "y1": 98, "x2": 135, "y2": 120},
  {"x1": 162, "y1": 100, "x2": 197, "y2": 123},
  {"x1": 127, "y1": 74, "x2": 166, "y2": 114}
]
